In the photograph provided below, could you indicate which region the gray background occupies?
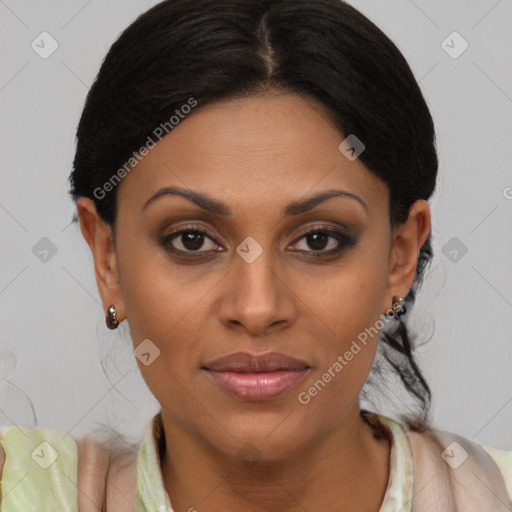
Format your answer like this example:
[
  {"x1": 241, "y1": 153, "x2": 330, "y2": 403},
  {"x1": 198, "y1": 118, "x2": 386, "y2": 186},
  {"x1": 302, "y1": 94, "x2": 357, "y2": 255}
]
[{"x1": 1, "y1": 0, "x2": 511, "y2": 448}]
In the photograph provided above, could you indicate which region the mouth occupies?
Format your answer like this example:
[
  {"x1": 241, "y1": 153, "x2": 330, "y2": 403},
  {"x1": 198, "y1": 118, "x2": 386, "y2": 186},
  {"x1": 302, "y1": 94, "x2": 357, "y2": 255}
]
[{"x1": 202, "y1": 351, "x2": 310, "y2": 401}]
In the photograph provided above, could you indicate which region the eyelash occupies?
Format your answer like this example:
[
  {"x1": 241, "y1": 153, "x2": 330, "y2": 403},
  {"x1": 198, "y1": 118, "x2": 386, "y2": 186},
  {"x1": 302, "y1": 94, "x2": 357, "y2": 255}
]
[{"x1": 159, "y1": 223, "x2": 356, "y2": 259}]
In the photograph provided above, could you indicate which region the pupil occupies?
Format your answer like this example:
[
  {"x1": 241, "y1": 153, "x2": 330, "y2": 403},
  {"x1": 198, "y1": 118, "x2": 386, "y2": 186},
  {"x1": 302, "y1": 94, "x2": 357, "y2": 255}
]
[
  {"x1": 308, "y1": 232, "x2": 328, "y2": 250},
  {"x1": 183, "y1": 232, "x2": 204, "y2": 251}
]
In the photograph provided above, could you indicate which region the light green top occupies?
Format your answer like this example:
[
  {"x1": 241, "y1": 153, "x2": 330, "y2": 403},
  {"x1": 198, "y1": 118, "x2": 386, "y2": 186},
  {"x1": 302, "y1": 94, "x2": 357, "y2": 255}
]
[
  {"x1": 1, "y1": 413, "x2": 511, "y2": 511},
  {"x1": 0, "y1": 423, "x2": 78, "y2": 511}
]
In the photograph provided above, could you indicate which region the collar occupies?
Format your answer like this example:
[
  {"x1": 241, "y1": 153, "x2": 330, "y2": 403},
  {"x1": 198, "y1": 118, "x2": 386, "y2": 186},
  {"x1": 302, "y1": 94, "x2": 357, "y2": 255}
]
[
  {"x1": 133, "y1": 411, "x2": 413, "y2": 512},
  {"x1": 370, "y1": 413, "x2": 414, "y2": 512},
  {"x1": 133, "y1": 411, "x2": 173, "y2": 511}
]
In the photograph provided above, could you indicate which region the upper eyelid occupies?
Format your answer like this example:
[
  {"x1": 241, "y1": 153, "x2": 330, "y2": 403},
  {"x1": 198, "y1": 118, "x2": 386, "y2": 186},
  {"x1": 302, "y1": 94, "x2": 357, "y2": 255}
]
[
  {"x1": 165, "y1": 223, "x2": 223, "y2": 243},
  {"x1": 294, "y1": 223, "x2": 350, "y2": 237},
  {"x1": 166, "y1": 222, "x2": 349, "y2": 237}
]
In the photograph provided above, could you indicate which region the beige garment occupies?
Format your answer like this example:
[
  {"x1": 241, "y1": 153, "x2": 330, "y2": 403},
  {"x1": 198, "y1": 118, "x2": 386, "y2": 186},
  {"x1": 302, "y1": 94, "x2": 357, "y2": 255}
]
[
  {"x1": 407, "y1": 428, "x2": 511, "y2": 511},
  {"x1": 75, "y1": 433, "x2": 138, "y2": 512},
  {"x1": 369, "y1": 414, "x2": 511, "y2": 511}
]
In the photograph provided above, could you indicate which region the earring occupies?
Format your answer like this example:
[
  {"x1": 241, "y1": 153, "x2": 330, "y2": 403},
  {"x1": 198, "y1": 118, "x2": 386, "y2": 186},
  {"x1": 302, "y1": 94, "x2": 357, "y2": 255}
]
[
  {"x1": 391, "y1": 296, "x2": 406, "y2": 319},
  {"x1": 106, "y1": 305, "x2": 119, "y2": 329}
]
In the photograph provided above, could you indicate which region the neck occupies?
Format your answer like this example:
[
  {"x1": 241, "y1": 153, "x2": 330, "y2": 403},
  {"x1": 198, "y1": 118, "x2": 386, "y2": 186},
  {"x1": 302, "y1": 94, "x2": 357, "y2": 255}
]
[{"x1": 159, "y1": 406, "x2": 391, "y2": 512}]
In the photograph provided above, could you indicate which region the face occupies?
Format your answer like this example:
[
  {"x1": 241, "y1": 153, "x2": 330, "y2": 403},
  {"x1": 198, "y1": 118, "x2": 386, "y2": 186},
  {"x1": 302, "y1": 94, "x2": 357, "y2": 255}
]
[{"x1": 78, "y1": 92, "x2": 430, "y2": 461}]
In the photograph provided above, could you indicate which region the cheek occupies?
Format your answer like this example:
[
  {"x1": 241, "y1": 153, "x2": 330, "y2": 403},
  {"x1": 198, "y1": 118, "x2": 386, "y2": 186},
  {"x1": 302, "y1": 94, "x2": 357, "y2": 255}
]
[
  {"x1": 297, "y1": 239, "x2": 389, "y2": 409},
  {"x1": 117, "y1": 227, "x2": 205, "y2": 339},
  {"x1": 311, "y1": 233, "x2": 389, "y2": 336},
  {"x1": 294, "y1": 312, "x2": 382, "y2": 433},
  {"x1": 120, "y1": 264, "x2": 212, "y2": 417},
  {"x1": 116, "y1": 237, "x2": 213, "y2": 387}
]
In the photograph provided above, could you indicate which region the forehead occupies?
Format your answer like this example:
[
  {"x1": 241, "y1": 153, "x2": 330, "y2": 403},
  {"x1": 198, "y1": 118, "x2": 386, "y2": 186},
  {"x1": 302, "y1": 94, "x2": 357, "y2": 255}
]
[{"x1": 116, "y1": 92, "x2": 387, "y2": 218}]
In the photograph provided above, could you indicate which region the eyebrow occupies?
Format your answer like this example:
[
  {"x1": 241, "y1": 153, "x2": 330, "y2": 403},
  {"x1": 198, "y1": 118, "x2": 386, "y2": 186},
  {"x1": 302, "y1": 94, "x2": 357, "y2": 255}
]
[{"x1": 141, "y1": 186, "x2": 368, "y2": 216}]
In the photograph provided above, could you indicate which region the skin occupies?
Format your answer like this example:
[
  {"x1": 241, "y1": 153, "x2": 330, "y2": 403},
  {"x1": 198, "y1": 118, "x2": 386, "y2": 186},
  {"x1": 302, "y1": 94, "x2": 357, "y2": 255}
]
[{"x1": 77, "y1": 91, "x2": 431, "y2": 512}]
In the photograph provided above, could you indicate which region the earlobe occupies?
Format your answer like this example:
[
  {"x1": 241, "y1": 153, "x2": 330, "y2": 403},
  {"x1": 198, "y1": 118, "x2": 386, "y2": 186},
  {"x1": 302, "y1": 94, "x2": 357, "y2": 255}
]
[
  {"x1": 76, "y1": 197, "x2": 125, "y2": 323},
  {"x1": 387, "y1": 199, "x2": 431, "y2": 297}
]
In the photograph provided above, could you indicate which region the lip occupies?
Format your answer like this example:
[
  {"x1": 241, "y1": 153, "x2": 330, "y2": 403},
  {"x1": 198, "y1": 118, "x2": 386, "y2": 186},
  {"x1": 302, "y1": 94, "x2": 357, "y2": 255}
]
[
  {"x1": 202, "y1": 351, "x2": 310, "y2": 401},
  {"x1": 203, "y1": 351, "x2": 310, "y2": 372}
]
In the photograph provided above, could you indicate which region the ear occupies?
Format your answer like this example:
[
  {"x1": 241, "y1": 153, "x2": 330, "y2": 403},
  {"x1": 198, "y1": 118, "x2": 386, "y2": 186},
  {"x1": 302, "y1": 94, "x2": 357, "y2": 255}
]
[
  {"x1": 77, "y1": 197, "x2": 125, "y2": 324},
  {"x1": 386, "y1": 199, "x2": 431, "y2": 306}
]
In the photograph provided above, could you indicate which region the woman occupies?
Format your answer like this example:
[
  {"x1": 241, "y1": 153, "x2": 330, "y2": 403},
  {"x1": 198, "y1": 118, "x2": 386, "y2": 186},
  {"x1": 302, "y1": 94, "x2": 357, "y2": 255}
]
[{"x1": 1, "y1": 0, "x2": 510, "y2": 510}]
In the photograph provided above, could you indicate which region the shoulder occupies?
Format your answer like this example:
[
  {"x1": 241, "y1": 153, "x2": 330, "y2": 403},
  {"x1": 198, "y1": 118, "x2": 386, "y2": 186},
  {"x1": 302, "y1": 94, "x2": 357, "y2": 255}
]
[
  {"x1": 405, "y1": 425, "x2": 512, "y2": 510},
  {"x1": 76, "y1": 427, "x2": 139, "y2": 512},
  {"x1": 0, "y1": 424, "x2": 139, "y2": 512},
  {"x1": 477, "y1": 442, "x2": 512, "y2": 497}
]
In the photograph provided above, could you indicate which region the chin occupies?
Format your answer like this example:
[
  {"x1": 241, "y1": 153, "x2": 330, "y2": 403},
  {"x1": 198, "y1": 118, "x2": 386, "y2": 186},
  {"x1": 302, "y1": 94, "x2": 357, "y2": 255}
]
[{"x1": 199, "y1": 411, "x2": 314, "y2": 462}]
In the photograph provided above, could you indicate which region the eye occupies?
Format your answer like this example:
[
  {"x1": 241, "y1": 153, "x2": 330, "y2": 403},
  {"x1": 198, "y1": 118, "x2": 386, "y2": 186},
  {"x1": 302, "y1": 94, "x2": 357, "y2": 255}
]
[
  {"x1": 289, "y1": 226, "x2": 356, "y2": 256},
  {"x1": 160, "y1": 224, "x2": 222, "y2": 254},
  {"x1": 160, "y1": 223, "x2": 356, "y2": 258}
]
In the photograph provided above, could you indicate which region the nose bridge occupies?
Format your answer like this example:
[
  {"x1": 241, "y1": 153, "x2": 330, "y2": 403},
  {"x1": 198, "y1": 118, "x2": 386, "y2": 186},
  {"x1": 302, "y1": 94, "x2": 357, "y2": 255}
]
[
  {"x1": 234, "y1": 233, "x2": 280, "y2": 299},
  {"x1": 219, "y1": 232, "x2": 294, "y2": 333}
]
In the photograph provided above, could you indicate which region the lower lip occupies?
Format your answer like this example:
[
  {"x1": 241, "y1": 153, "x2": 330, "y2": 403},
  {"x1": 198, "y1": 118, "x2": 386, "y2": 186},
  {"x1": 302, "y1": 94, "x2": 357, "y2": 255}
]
[{"x1": 205, "y1": 369, "x2": 309, "y2": 401}]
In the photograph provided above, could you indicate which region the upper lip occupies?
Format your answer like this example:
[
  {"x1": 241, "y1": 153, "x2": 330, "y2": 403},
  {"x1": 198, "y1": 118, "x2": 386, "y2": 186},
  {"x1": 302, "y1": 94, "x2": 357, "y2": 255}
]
[{"x1": 203, "y1": 351, "x2": 310, "y2": 372}]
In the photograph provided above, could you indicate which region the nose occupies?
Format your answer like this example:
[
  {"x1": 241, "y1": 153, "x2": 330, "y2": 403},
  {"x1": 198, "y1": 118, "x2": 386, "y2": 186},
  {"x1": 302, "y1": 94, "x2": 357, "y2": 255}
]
[{"x1": 217, "y1": 240, "x2": 296, "y2": 337}]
